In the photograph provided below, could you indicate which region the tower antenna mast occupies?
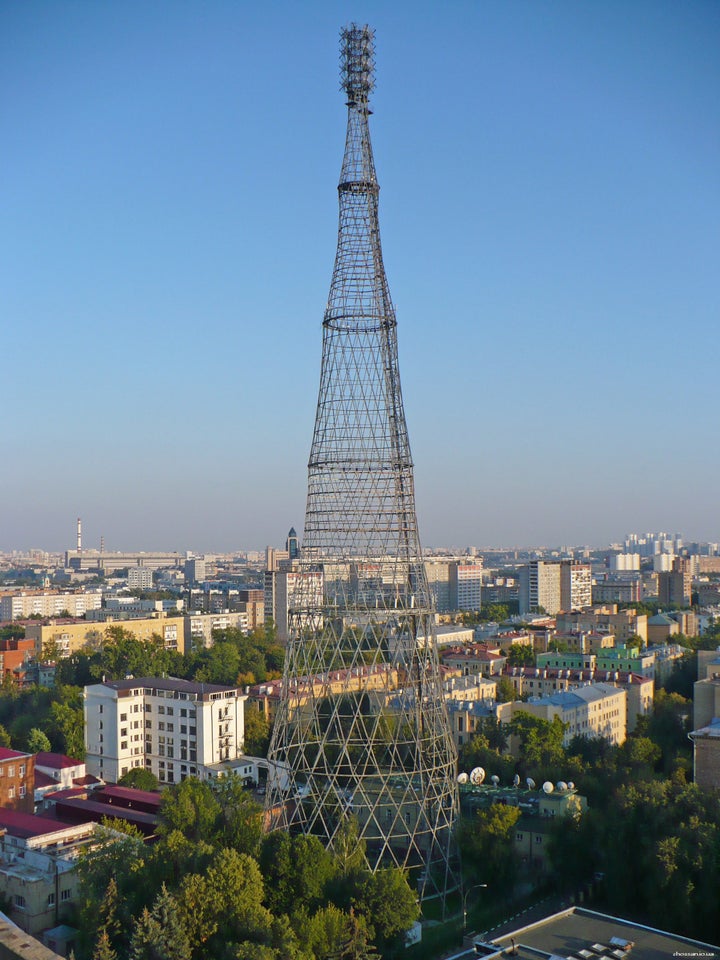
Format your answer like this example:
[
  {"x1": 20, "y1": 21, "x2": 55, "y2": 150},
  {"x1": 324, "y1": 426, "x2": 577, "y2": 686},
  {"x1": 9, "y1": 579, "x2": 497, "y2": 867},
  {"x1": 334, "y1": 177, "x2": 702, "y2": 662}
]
[{"x1": 266, "y1": 24, "x2": 459, "y2": 909}]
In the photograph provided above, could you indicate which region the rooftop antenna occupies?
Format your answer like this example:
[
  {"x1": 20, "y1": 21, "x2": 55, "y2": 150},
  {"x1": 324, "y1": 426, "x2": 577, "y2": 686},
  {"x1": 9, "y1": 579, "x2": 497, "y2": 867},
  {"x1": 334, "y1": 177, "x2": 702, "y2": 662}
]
[{"x1": 77, "y1": 517, "x2": 82, "y2": 554}]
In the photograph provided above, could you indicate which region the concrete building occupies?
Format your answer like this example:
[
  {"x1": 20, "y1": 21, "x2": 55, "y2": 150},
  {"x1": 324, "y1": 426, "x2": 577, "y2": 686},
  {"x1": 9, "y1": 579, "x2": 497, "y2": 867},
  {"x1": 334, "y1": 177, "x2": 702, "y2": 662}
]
[
  {"x1": 449, "y1": 561, "x2": 483, "y2": 611},
  {"x1": 693, "y1": 675, "x2": 720, "y2": 731},
  {"x1": 263, "y1": 566, "x2": 323, "y2": 642},
  {"x1": 519, "y1": 562, "x2": 562, "y2": 616},
  {"x1": 127, "y1": 567, "x2": 154, "y2": 590},
  {"x1": 83, "y1": 676, "x2": 248, "y2": 785},
  {"x1": 184, "y1": 557, "x2": 207, "y2": 585},
  {"x1": 658, "y1": 557, "x2": 693, "y2": 607},
  {"x1": 183, "y1": 611, "x2": 249, "y2": 651},
  {"x1": 64, "y1": 551, "x2": 182, "y2": 573},
  {"x1": 647, "y1": 613, "x2": 681, "y2": 645},
  {"x1": 592, "y1": 578, "x2": 641, "y2": 605},
  {"x1": 0, "y1": 592, "x2": 102, "y2": 621},
  {"x1": 0, "y1": 811, "x2": 97, "y2": 937},
  {"x1": 560, "y1": 561, "x2": 592, "y2": 611}
]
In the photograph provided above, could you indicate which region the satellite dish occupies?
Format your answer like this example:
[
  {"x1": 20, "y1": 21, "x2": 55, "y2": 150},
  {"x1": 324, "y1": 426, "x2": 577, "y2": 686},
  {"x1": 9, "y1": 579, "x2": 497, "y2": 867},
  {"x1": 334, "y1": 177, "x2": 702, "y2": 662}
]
[
  {"x1": 457, "y1": 772, "x2": 469, "y2": 784},
  {"x1": 513, "y1": 774, "x2": 521, "y2": 787},
  {"x1": 526, "y1": 778, "x2": 536, "y2": 790},
  {"x1": 556, "y1": 781, "x2": 568, "y2": 792},
  {"x1": 567, "y1": 781, "x2": 575, "y2": 790},
  {"x1": 542, "y1": 781, "x2": 554, "y2": 794},
  {"x1": 490, "y1": 774, "x2": 500, "y2": 787},
  {"x1": 470, "y1": 767, "x2": 485, "y2": 785}
]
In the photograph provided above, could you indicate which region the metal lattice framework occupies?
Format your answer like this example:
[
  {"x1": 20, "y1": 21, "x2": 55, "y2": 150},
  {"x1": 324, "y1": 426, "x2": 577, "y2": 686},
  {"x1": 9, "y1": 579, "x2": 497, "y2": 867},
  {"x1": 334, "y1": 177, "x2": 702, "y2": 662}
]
[{"x1": 265, "y1": 24, "x2": 460, "y2": 906}]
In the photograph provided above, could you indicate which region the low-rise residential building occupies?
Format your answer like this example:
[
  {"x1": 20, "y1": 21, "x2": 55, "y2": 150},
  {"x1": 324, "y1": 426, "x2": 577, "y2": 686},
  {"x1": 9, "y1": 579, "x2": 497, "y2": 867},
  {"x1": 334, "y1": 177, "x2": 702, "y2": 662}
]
[
  {"x1": 0, "y1": 749, "x2": 34, "y2": 813},
  {"x1": 647, "y1": 613, "x2": 680, "y2": 645},
  {"x1": 439, "y1": 643, "x2": 507, "y2": 678},
  {"x1": 0, "y1": 811, "x2": 97, "y2": 936},
  {"x1": 552, "y1": 631, "x2": 615, "y2": 655},
  {"x1": 556, "y1": 605, "x2": 648, "y2": 645},
  {"x1": 646, "y1": 642, "x2": 688, "y2": 682},
  {"x1": 84, "y1": 676, "x2": 248, "y2": 785},
  {"x1": 498, "y1": 684, "x2": 627, "y2": 748},
  {"x1": 0, "y1": 638, "x2": 36, "y2": 684},
  {"x1": 24, "y1": 616, "x2": 186, "y2": 658}
]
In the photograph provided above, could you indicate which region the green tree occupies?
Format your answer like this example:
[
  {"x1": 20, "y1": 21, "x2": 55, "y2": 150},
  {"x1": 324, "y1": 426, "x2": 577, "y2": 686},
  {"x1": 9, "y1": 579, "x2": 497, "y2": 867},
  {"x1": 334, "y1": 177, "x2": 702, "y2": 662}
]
[
  {"x1": 119, "y1": 767, "x2": 160, "y2": 791},
  {"x1": 354, "y1": 868, "x2": 419, "y2": 948},
  {"x1": 506, "y1": 643, "x2": 535, "y2": 667},
  {"x1": 244, "y1": 708, "x2": 271, "y2": 757},
  {"x1": 457, "y1": 803, "x2": 521, "y2": 895},
  {"x1": 49, "y1": 688, "x2": 85, "y2": 758},
  {"x1": 158, "y1": 778, "x2": 220, "y2": 842},
  {"x1": 0, "y1": 724, "x2": 11, "y2": 748},
  {"x1": 26, "y1": 727, "x2": 52, "y2": 753},
  {"x1": 92, "y1": 929, "x2": 117, "y2": 960},
  {"x1": 509, "y1": 712, "x2": 566, "y2": 773},
  {"x1": 129, "y1": 885, "x2": 191, "y2": 960}
]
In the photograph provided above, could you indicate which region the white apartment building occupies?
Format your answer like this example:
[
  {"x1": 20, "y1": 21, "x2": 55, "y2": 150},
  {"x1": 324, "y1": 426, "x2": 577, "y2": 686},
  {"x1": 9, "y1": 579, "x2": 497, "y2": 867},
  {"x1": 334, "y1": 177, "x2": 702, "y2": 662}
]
[
  {"x1": 84, "y1": 676, "x2": 247, "y2": 785},
  {"x1": 184, "y1": 611, "x2": 249, "y2": 650},
  {"x1": 519, "y1": 561, "x2": 591, "y2": 615},
  {"x1": 450, "y1": 562, "x2": 483, "y2": 611},
  {"x1": 0, "y1": 590, "x2": 103, "y2": 621}
]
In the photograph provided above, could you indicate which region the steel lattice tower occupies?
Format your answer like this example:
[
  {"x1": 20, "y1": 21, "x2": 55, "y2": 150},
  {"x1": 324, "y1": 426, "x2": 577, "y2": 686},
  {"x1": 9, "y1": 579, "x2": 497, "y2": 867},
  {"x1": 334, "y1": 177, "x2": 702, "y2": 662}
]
[{"x1": 265, "y1": 24, "x2": 459, "y2": 906}]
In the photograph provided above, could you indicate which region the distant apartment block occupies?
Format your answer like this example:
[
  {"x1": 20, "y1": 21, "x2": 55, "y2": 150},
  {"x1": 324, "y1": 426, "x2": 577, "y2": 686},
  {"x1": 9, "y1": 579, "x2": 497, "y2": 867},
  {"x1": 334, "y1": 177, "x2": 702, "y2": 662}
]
[
  {"x1": 127, "y1": 566, "x2": 154, "y2": 590},
  {"x1": 184, "y1": 611, "x2": 249, "y2": 650},
  {"x1": 84, "y1": 676, "x2": 248, "y2": 784},
  {"x1": 440, "y1": 643, "x2": 508, "y2": 679},
  {"x1": 592, "y1": 578, "x2": 641, "y2": 605},
  {"x1": 658, "y1": 557, "x2": 693, "y2": 607},
  {"x1": 0, "y1": 590, "x2": 102, "y2": 620},
  {"x1": 519, "y1": 560, "x2": 590, "y2": 616},
  {"x1": 264, "y1": 565, "x2": 323, "y2": 642}
]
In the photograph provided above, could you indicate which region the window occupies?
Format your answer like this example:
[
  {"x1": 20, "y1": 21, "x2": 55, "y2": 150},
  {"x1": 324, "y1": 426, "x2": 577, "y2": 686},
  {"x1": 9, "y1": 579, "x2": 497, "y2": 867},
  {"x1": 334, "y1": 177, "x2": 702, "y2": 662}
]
[
  {"x1": 121, "y1": 741, "x2": 128, "y2": 750},
  {"x1": 19, "y1": 765, "x2": 25, "y2": 776},
  {"x1": 14, "y1": 895, "x2": 25, "y2": 909},
  {"x1": 99, "y1": 705, "x2": 103, "y2": 713},
  {"x1": 167, "y1": 707, "x2": 174, "y2": 716},
  {"x1": 145, "y1": 704, "x2": 152, "y2": 712},
  {"x1": 158, "y1": 722, "x2": 165, "y2": 731},
  {"x1": 19, "y1": 786, "x2": 26, "y2": 798},
  {"x1": 158, "y1": 705, "x2": 165, "y2": 715},
  {"x1": 61, "y1": 890, "x2": 71, "y2": 902},
  {"x1": 120, "y1": 713, "x2": 127, "y2": 722},
  {"x1": 47, "y1": 893, "x2": 56, "y2": 907},
  {"x1": 167, "y1": 723, "x2": 174, "y2": 732},
  {"x1": 8, "y1": 786, "x2": 15, "y2": 799},
  {"x1": 8, "y1": 766, "x2": 14, "y2": 777}
]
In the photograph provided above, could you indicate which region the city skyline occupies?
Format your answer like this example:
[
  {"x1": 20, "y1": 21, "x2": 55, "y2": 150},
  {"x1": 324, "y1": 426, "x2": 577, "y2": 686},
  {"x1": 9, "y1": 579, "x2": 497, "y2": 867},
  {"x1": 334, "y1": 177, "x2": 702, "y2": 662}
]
[{"x1": 3, "y1": 1, "x2": 719, "y2": 552}]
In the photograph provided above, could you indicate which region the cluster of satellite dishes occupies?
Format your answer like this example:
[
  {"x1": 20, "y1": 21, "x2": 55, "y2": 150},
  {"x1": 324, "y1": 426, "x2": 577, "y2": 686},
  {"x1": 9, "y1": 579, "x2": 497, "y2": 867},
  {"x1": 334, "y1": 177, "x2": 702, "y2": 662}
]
[{"x1": 457, "y1": 768, "x2": 575, "y2": 793}]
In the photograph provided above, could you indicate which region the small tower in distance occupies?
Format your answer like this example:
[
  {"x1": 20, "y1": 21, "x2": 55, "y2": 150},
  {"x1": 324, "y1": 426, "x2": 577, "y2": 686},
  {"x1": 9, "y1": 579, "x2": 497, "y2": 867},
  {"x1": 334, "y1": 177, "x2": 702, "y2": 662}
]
[{"x1": 265, "y1": 24, "x2": 459, "y2": 908}]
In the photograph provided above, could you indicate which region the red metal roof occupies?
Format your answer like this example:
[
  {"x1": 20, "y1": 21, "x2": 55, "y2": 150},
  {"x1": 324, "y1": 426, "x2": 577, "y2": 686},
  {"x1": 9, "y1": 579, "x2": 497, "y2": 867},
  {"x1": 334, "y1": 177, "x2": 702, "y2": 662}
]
[
  {"x1": 35, "y1": 752, "x2": 81, "y2": 769},
  {"x1": 0, "y1": 747, "x2": 30, "y2": 761},
  {"x1": 0, "y1": 808, "x2": 92, "y2": 839}
]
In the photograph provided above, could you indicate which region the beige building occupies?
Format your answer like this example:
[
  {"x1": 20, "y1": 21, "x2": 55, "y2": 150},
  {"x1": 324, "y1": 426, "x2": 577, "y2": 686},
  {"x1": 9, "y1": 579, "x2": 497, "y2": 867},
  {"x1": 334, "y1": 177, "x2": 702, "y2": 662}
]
[
  {"x1": 498, "y1": 683, "x2": 627, "y2": 748},
  {"x1": 24, "y1": 616, "x2": 187, "y2": 657},
  {"x1": 183, "y1": 611, "x2": 249, "y2": 651},
  {"x1": 555, "y1": 605, "x2": 648, "y2": 645},
  {"x1": 0, "y1": 812, "x2": 98, "y2": 936},
  {"x1": 440, "y1": 643, "x2": 507, "y2": 678}
]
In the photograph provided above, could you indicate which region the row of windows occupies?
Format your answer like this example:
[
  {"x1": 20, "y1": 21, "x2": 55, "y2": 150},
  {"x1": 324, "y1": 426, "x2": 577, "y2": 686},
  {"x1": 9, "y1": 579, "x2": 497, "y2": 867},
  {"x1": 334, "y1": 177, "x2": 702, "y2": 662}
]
[{"x1": 0, "y1": 764, "x2": 26, "y2": 777}]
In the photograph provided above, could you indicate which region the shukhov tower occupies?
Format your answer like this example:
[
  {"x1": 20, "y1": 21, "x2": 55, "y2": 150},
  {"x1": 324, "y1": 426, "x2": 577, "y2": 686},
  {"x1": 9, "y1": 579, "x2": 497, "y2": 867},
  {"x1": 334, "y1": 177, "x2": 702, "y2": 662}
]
[{"x1": 265, "y1": 25, "x2": 459, "y2": 904}]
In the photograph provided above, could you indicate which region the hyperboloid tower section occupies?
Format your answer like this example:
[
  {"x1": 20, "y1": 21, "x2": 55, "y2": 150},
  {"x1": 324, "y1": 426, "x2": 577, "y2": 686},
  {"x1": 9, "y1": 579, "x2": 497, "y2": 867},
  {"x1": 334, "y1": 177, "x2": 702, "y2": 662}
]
[{"x1": 265, "y1": 24, "x2": 459, "y2": 905}]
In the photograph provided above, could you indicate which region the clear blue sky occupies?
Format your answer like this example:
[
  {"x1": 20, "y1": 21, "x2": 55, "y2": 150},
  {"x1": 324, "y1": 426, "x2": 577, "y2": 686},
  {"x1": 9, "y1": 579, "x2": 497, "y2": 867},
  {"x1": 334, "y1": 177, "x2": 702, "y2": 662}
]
[{"x1": 2, "y1": 1, "x2": 718, "y2": 554}]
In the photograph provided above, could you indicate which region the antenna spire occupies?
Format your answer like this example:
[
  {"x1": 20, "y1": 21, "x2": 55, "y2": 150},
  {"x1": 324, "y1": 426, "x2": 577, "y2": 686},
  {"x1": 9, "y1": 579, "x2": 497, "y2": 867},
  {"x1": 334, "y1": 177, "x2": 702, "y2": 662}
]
[{"x1": 340, "y1": 24, "x2": 375, "y2": 104}]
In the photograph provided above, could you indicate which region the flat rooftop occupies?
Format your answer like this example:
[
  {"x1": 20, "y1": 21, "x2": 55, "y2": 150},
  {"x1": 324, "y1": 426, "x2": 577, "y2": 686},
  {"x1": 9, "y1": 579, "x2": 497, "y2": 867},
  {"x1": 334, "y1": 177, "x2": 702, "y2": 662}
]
[{"x1": 475, "y1": 907, "x2": 718, "y2": 960}]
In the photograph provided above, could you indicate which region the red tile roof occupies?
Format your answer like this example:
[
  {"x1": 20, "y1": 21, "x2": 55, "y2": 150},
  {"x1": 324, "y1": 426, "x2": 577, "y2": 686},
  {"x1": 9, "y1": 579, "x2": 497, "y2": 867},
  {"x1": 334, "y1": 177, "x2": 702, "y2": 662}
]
[{"x1": 0, "y1": 808, "x2": 92, "y2": 839}]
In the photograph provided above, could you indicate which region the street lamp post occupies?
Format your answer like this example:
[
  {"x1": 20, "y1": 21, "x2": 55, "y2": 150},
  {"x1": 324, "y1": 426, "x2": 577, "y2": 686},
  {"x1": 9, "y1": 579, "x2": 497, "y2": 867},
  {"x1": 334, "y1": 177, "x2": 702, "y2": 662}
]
[{"x1": 462, "y1": 883, "x2": 488, "y2": 936}]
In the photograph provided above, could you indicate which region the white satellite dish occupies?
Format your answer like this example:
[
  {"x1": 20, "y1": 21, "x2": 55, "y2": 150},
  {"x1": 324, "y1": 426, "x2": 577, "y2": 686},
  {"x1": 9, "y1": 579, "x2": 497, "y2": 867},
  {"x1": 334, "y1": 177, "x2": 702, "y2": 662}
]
[
  {"x1": 470, "y1": 767, "x2": 486, "y2": 785},
  {"x1": 513, "y1": 774, "x2": 521, "y2": 787},
  {"x1": 567, "y1": 781, "x2": 575, "y2": 790},
  {"x1": 556, "y1": 781, "x2": 568, "y2": 792},
  {"x1": 457, "y1": 772, "x2": 469, "y2": 784},
  {"x1": 526, "y1": 778, "x2": 536, "y2": 790},
  {"x1": 490, "y1": 774, "x2": 500, "y2": 787},
  {"x1": 542, "y1": 781, "x2": 554, "y2": 794}
]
